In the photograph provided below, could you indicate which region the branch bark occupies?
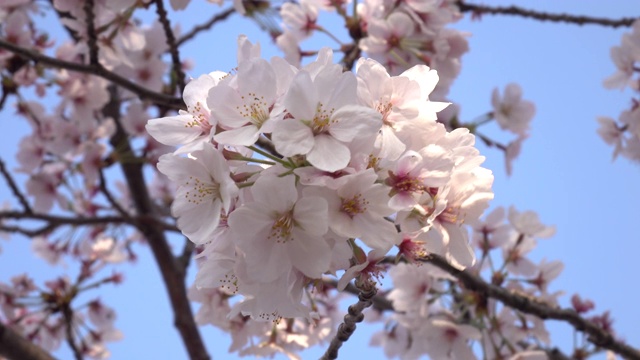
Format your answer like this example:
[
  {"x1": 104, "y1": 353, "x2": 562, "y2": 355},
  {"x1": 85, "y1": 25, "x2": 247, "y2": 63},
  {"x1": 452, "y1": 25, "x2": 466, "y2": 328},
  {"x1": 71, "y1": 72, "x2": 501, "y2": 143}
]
[
  {"x1": 456, "y1": 1, "x2": 637, "y2": 28},
  {"x1": 103, "y1": 87, "x2": 210, "y2": 360},
  {"x1": 423, "y1": 254, "x2": 640, "y2": 360},
  {"x1": 0, "y1": 322, "x2": 57, "y2": 360},
  {"x1": 0, "y1": 39, "x2": 184, "y2": 109}
]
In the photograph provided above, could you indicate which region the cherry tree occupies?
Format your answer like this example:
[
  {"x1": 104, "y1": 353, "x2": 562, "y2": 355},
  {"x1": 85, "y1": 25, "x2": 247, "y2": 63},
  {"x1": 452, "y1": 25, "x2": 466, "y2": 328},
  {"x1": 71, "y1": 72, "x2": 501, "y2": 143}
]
[{"x1": 0, "y1": 1, "x2": 639, "y2": 359}]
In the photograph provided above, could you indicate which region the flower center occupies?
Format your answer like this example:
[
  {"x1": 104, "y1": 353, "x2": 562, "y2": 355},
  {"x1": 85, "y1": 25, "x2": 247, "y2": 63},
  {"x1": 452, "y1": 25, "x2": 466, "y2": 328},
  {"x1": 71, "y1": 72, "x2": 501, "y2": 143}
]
[
  {"x1": 269, "y1": 212, "x2": 294, "y2": 243},
  {"x1": 238, "y1": 92, "x2": 270, "y2": 128},
  {"x1": 185, "y1": 101, "x2": 212, "y2": 134},
  {"x1": 311, "y1": 103, "x2": 335, "y2": 134},
  {"x1": 184, "y1": 176, "x2": 220, "y2": 204},
  {"x1": 341, "y1": 193, "x2": 368, "y2": 218}
]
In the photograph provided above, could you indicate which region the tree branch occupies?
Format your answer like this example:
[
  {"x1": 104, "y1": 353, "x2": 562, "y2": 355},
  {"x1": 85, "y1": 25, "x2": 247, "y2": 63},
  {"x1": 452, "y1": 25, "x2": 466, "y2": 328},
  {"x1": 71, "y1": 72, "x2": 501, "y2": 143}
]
[
  {"x1": 0, "y1": 157, "x2": 32, "y2": 214},
  {"x1": 423, "y1": 254, "x2": 640, "y2": 360},
  {"x1": 0, "y1": 39, "x2": 184, "y2": 109},
  {"x1": 175, "y1": 8, "x2": 235, "y2": 48},
  {"x1": 320, "y1": 284, "x2": 377, "y2": 360},
  {"x1": 104, "y1": 87, "x2": 210, "y2": 360},
  {"x1": 0, "y1": 322, "x2": 57, "y2": 360},
  {"x1": 83, "y1": 0, "x2": 99, "y2": 66},
  {"x1": 155, "y1": 0, "x2": 186, "y2": 93},
  {"x1": 456, "y1": 1, "x2": 638, "y2": 28}
]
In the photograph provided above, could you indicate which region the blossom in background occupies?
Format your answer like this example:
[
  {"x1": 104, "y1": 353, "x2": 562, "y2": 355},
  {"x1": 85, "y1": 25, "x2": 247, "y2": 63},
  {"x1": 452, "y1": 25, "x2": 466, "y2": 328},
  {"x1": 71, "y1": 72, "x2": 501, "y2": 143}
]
[{"x1": 491, "y1": 83, "x2": 535, "y2": 136}]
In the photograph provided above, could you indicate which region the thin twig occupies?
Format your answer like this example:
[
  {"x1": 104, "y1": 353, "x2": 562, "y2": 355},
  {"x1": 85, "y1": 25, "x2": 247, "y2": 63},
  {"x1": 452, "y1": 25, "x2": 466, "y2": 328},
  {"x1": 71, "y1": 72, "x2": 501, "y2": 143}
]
[
  {"x1": 83, "y1": 0, "x2": 99, "y2": 66},
  {"x1": 0, "y1": 157, "x2": 32, "y2": 213},
  {"x1": 98, "y1": 168, "x2": 130, "y2": 218},
  {"x1": 0, "y1": 39, "x2": 184, "y2": 109},
  {"x1": 62, "y1": 305, "x2": 83, "y2": 360},
  {"x1": 175, "y1": 8, "x2": 235, "y2": 47},
  {"x1": 423, "y1": 254, "x2": 640, "y2": 360},
  {"x1": 456, "y1": 0, "x2": 638, "y2": 28},
  {"x1": 320, "y1": 283, "x2": 377, "y2": 360},
  {"x1": 155, "y1": 0, "x2": 186, "y2": 93}
]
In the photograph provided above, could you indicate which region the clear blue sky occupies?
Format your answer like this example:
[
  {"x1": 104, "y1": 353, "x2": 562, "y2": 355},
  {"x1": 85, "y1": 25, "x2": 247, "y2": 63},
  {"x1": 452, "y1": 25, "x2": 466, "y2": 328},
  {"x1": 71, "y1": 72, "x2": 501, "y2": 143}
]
[{"x1": 1, "y1": 0, "x2": 639, "y2": 359}]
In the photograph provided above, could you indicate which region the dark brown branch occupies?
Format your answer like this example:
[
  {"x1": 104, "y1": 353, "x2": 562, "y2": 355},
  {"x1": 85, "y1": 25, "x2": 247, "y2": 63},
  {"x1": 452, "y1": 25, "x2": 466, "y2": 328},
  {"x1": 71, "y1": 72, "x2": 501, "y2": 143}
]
[
  {"x1": 104, "y1": 87, "x2": 210, "y2": 360},
  {"x1": 175, "y1": 8, "x2": 235, "y2": 47},
  {"x1": 176, "y1": 239, "x2": 195, "y2": 278},
  {"x1": 423, "y1": 254, "x2": 640, "y2": 360},
  {"x1": 320, "y1": 284, "x2": 377, "y2": 360},
  {"x1": 340, "y1": 43, "x2": 361, "y2": 72},
  {"x1": 0, "y1": 322, "x2": 57, "y2": 360},
  {"x1": 0, "y1": 157, "x2": 32, "y2": 214},
  {"x1": 0, "y1": 39, "x2": 184, "y2": 109},
  {"x1": 62, "y1": 305, "x2": 83, "y2": 360},
  {"x1": 83, "y1": 0, "x2": 99, "y2": 66},
  {"x1": 0, "y1": 211, "x2": 128, "y2": 226},
  {"x1": 155, "y1": 0, "x2": 186, "y2": 93},
  {"x1": 456, "y1": 1, "x2": 638, "y2": 28},
  {"x1": 0, "y1": 210, "x2": 178, "y2": 237}
]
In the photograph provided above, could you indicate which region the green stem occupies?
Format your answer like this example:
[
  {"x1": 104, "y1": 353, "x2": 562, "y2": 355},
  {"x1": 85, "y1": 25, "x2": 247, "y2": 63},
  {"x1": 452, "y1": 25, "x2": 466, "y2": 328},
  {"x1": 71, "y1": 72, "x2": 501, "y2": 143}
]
[{"x1": 247, "y1": 145, "x2": 289, "y2": 165}]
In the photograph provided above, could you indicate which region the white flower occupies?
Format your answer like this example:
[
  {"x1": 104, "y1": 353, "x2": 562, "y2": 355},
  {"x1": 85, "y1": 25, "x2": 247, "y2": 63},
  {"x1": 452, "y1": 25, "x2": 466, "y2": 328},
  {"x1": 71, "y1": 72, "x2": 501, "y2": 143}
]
[
  {"x1": 157, "y1": 143, "x2": 238, "y2": 244},
  {"x1": 228, "y1": 175, "x2": 330, "y2": 282},
  {"x1": 492, "y1": 83, "x2": 535, "y2": 136},
  {"x1": 146, "y1": 73, "x2": 221, "y2": 154},
  {"x1": 304, "y1": 169, "x2": 398, "y2": 251},
  {"x1": 272, "y1": 55, "x2": 382, "y2": 172}
]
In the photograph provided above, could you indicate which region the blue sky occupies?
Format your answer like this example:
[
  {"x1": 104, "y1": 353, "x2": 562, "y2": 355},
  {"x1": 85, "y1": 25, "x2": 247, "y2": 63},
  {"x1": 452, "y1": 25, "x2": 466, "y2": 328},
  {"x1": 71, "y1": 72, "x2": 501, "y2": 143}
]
[{"x1": 1, "y1": 0, "x2": 639, "y2": 359}]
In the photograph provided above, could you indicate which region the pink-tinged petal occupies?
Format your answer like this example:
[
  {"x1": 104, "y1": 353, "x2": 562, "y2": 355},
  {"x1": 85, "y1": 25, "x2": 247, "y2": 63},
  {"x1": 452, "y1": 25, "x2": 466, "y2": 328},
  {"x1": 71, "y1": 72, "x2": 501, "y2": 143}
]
[
  {"x1": 272, "y1": 120, "x2": 314, "y2": 156},
  {"x1": 442, "y1": 222, "x2": 475, "y2": 269},
  {"x1": 354, "y1": 213, "x2": 397, "y2": 251},
  {"x1": 174, "y1": 198, "x2": 221, "y2": 243},
  {"x1": 214, "y1": 125, "x2": 260, "y2": 146},
  {"x1": 337, "y1": 262, "x2": 369, "y2": 291},
  {"x1": 293, "y1": 196, "x2": 328, "y2": 236},
  {"x1": 395, "y1": 150, "x2": 422, "y2": 176},
  {"x1": 228, "y1": 205, "x2": 273, "y2": 245},
  {"x1": 287, "y1": 233, "x2": 331, "y2": 279},
  {"x1": 183, "y1": 73, "x2": 218, "y2": 108},
  {"x1": 284, "y1": 71, "x2": 317, "y2": 120},
  {"x1": 363, "y1": 184, "x2": 394, "y2": 216},
  {"x1": 329, "y1": 105, "x2": 382, "y2": 142},
  {"x1": 326, "y1": 72, "x2": 358, "y2": 110},
  {"x1": 400, "y1": 64, "x2": 439, "y2": 96},
  {"x1": 238, "y1": 58, "x2": 276, "y2": 95},
  {"x1": 387, "y1": 12, "x2": 414, "y2": 37},
  {"x1": 330, "y1": 210, "x2": 360, "y2": 238},
  {"x1": 246, "y1": 240, "x2": 290, "y2": 283},
  {"x1": 194, "y1": 254, "x2": 236, "y2": 290},
  {"x1": 388, "y1": 192, "x2": 417, "y2": 211},
  {"x1": 307, "y1": 134, "x2": 350, "y2": 172},
  {"x1": 157, "y1": 153, "x2": 209, "y2": 182},
  {"x1": 376, "y1": 126, "x2": 406, "y2": 161},
  {"x1": 251, "y1": 175, "x2": 298, "y2": 214},
  {"x1": 146, "y1": 114, "x2": 204, "y2": 146},
  {"x1": 207, "y1": 85, "x2": 249, "y2": 128}
]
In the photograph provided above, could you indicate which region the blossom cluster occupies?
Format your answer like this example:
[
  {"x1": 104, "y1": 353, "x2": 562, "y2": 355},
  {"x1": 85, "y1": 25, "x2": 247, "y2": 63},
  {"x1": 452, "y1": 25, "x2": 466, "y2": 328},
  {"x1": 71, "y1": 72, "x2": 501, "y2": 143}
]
[
  {"x1": 147, "y1": 35, "x2": 493, "y2": 324},
  {"x1": 0, "y1": 274, "x2": 122, "y2": 359},
  {"x1": 371, "y1": 206, "x2": 564, "y2": 360},
  {"x1": 277, "y1": 0, "x2": 467, "y2": 99},
  {"x1": 599, "y1": 19, "x2": 640, "y2": 162}
]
